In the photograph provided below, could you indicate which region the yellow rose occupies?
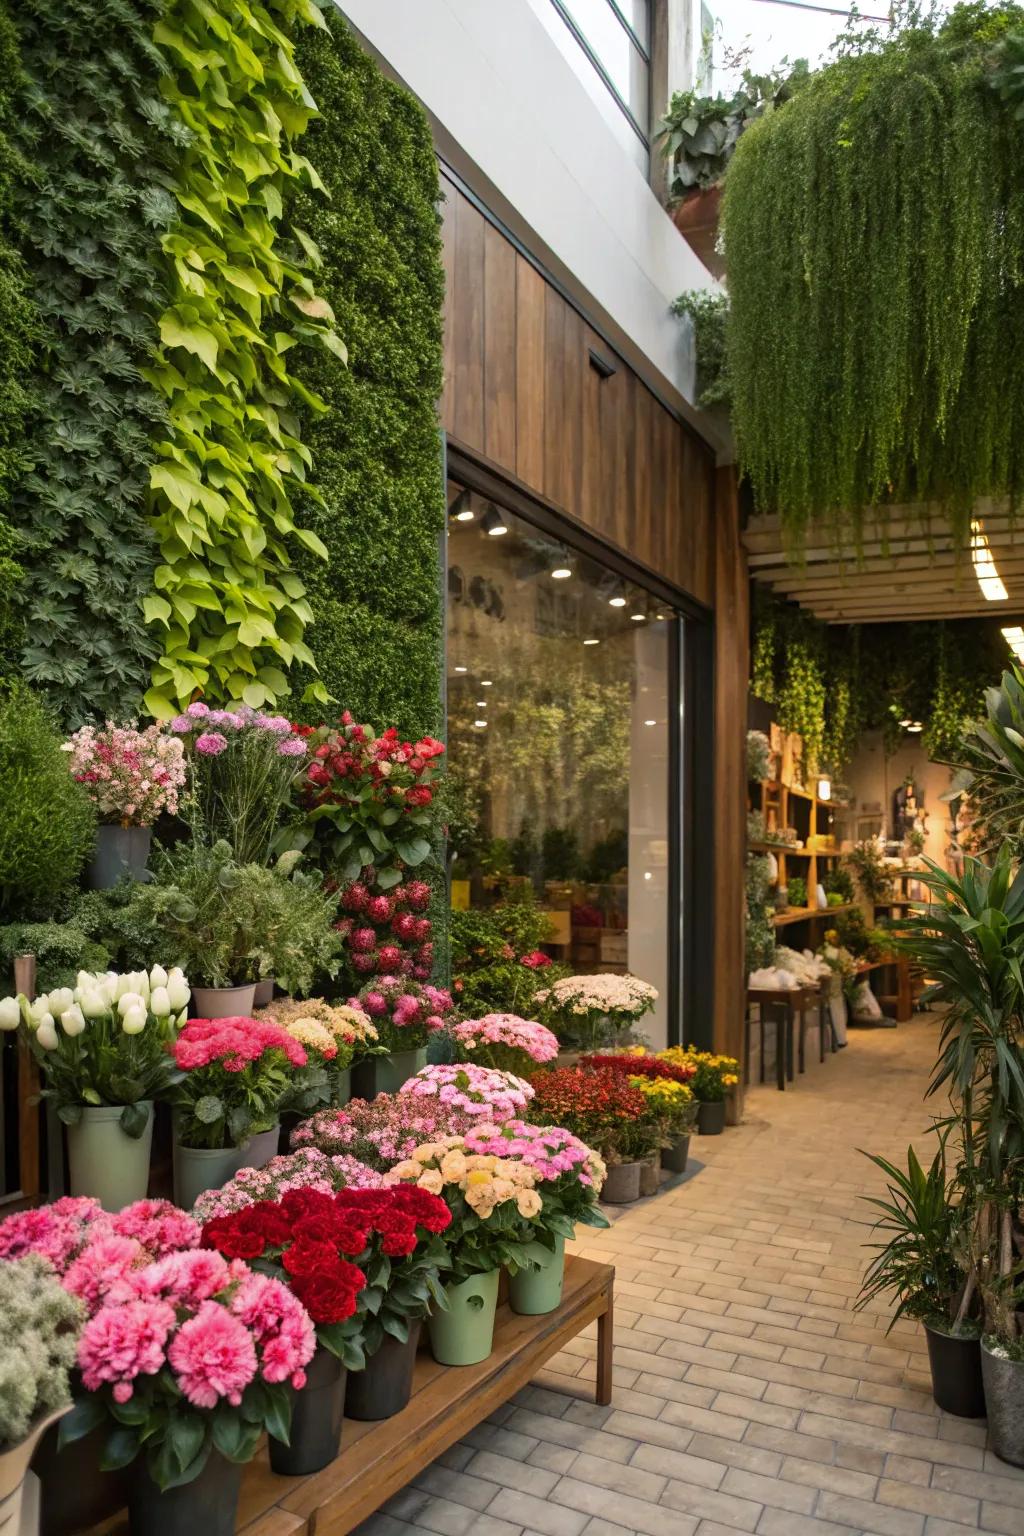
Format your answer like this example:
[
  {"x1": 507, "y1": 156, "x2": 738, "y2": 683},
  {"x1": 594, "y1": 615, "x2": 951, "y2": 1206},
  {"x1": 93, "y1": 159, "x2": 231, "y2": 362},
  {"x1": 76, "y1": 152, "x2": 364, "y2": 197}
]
[
  {"x1": 418, "y1": 1169, "x2": 445, "y2": 1195},
  {"x1": 516, "y1": 1189, "x2": 542, "y2": 1219},
  {"x1": 441, "y1": 1151, "x2": 468, "y2": 1180}
]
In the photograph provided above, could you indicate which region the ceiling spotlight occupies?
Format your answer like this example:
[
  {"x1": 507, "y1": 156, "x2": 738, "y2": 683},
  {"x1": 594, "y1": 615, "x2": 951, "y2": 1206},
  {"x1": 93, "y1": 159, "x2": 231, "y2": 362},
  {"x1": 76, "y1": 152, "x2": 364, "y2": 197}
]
[
  {"x1": 449, "y1": 488, "x2": 474, "y2": 523},
  {"x1": 907, "y1": 722, "x2": 924, "y2": 733},
  {"x1": 551, "y1": 564, "x2": 572, "y2": 580},
  {"x1": 453, "y1": 665, "x2": 467, "y2": 674},
  {"x1": 655, "y1": 613, "x2": 666, "y2": 621},
  {"x1": 480, "y1": 679, "x2": 492, "y2": 687},
  {"x1": 898, "y1": 717, "x2": 912, "y2": 728},
  {"x1": 1002, "y1": 625, "x2": 1024, "y2": 663},
  {"x1": 971, "y1": 519, "x2": 1008, "y2": 602},
  {"x1": 608, "y1": 583, "x2": 627, "y2": 608},
  {"x1": 481, "y1": 504, "x2": 508, "y2": 537},
  {"x1": 476, "y1": 700, "x2": 487, "y2": 708},
  {"x1": 643, "y1": 719, "x2": 657, "y2": 726},
  {"x1": 583, "y1": 639, "x2": 600, "y2": 646},
  {"x1": 631, "y1": 613, "x2": 646, "y2": 622},
  {"x1": 474, "y1": 719, "x2": 487, "y2": 729}
]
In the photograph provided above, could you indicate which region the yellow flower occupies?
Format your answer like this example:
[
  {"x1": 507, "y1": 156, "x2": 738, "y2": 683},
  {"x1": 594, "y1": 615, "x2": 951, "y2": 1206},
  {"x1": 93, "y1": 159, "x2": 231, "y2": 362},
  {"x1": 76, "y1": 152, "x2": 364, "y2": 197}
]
[
  {"x1": 418, "y1": 1169, "x2": 444, "y2": 1195},
  {"x1": 466, "y1": 1169, "x2": 493, "y2": 1189},
  {"x1": 440, "y1": 1150, "x2": 468, "y2": 1180},
  {"x1": 389, "y1": 1159, "x2": 422, "y2": 1180},
  {"x1": 516, "y1": 1189, "x2": 542, "y2": 1219}
]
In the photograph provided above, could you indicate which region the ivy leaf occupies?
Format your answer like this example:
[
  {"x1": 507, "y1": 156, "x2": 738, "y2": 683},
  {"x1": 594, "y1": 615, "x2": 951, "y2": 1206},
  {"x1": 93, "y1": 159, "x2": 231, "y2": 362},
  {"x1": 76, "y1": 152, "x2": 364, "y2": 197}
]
[{"x1": 159, "y1": 314, "x2": 220, "y2": 372}]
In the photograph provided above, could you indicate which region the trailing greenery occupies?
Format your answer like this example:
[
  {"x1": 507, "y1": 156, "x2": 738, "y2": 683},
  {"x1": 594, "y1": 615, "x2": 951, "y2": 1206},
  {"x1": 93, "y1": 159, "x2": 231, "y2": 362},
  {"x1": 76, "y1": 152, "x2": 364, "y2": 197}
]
[
  {"x1": 288, "y1": 13, "x2": 445, "y2": 735},
  {"x1": 722, "y1": 3, "x2": 1024, "y2": 547},
  {"x1": 745, "y1": 854, "x2": 776, "y2": 970},
  {"x1": 11, "y1": 0, "x2": 178, "y2": 722},
  {"x1": 143, "y1": 0, "x2": 341, "y2": 718},
  {"x1": 671, "y1": 291, "x2": 730, "y2": 408},
  {"x1": 0, "y1": 3, "x2": 34, "y2": 686},
  {"x1": 0, "y1": 689, "x2": 95, "y2": 921}
]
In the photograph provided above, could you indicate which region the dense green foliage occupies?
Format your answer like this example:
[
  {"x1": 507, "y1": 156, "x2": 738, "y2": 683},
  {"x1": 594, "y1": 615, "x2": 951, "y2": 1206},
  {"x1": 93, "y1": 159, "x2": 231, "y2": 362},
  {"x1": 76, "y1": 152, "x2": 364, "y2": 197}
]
[
  {"x1": 723, "y1": 4, "x2": 1024, "y2": 547},
  {"x1": 11, "y1": 0, "x2": 178, "y2": 722},
  {"x1": 952, "y1": 665, "x2": 1024, "y2": 856},
  {"x1": 752, "y1": 591, "x2": 1009, "y2": 769},
  {"x1": 144, "y1": 0, "x2": 339, "y2": 717},
  {"x1": 658, "y1": 62, "x2": 806, "y2": 194},
  {"x1": 0, "y1": 920, "x2": 108, "y2": 992},
  {"x1": 289, "y1": 14, "x2": 445, "y2": 735},
  {"x1": 0, "y1": 690, "x2": 96, "y2": 920},
  {"x1": 671, "y1": 291, "x2": 730, "y2": 408}
]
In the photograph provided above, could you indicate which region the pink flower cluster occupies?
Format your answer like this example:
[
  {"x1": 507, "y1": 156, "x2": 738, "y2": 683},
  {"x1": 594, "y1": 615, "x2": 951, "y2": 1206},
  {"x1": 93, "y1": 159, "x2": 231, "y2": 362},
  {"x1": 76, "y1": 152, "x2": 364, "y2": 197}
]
[
  {"x1": 464, "y1": 1120, "x2": 600, "y2": 1186},
  {"x1": 62, "y1": 722, "x2": 186, "y2": 826},
  {"x1": 451, "y1": 1014, "x2": 559, "y2": 1065},
  {"x1": 400, "y1": 1063, "x2": 535, "y2": 1121},
  {"x1": 0, "y1": 1197, "x2": 200, "y2": 1279},
  {"x1": 291, "y1": 1096, "x2": 477, "y2": 1171},
  {"x1": 77, "y1": 1249, "x2": 314, "y2": 1407},
  {"x1": 353, "y1": 977, "x2": 455, "y2": 1034},
  {"x1": 173, "y1": 1017, "x2": 308, "y2": 1073},
  {"x1": 169, "y1": 701, "x2": 307, "y2": 759},
  {"x1": 191, "y1": 1148, "x2": 383, "y2": 1223}
]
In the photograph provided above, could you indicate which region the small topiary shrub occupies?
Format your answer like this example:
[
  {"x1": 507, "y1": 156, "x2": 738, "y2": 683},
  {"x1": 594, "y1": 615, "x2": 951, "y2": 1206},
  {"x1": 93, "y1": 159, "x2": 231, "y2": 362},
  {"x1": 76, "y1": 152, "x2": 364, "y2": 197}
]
[{"x1": 0, "y1": 688, "x2": 95, "y2": 920}]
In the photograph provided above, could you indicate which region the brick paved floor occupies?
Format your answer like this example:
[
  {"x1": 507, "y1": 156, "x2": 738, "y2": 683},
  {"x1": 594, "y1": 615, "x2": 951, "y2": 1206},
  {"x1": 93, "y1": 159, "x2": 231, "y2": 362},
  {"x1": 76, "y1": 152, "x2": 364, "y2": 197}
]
[{"x1": 355, "y1": 1017, "x2": 1024, "y2": 1536}]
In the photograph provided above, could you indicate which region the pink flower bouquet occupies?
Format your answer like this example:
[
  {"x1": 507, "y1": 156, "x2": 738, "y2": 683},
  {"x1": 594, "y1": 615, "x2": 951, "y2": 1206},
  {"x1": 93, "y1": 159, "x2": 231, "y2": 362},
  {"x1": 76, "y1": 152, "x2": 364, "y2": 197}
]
[
  {"x1": 463, "y1": 1121, "x2": 609, "y2": 1234},
  {"x1": 399, "y1": 1062, "x2": 535, "y2": 1122},
  {"x1": 172, "y1": 1017, "x2": 307, "y2": 1150},
  {"x1": 65, "y1": 1247, "x2": 315, "y2": 1489},
  {"x1": 192, "y1": 1148, "x2": 383, "y2": 1223},
  {"x1": 0, "y1": 1197, "x2": 200, "y2": 1279},
  {"x1": 62, "y1": 722, "x2": 186, "y2": 827},
  {"x1": 291, "y1": 1095, "x2": 478, "y2": 1172},
  {"x1": 352, "y1": 976, "x2": 455, "y2": 1052},
  {"x1": 448, "y1": 1013, "x2": 559, "y2": 1077}
]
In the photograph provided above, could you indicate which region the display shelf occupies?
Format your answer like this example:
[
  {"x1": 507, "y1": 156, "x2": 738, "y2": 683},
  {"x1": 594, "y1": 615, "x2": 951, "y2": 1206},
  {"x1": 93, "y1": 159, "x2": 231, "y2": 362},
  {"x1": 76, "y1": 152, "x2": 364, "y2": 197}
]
[
  {"x1": 85, "y1": 1257, "x2": 615, "y2": 1536},
  {"x1": 772, "y1": 901, "x2": 857, "y2": 928},
  {"x1": 750, "y1": 774, "x2": 848, "y2": 917}
]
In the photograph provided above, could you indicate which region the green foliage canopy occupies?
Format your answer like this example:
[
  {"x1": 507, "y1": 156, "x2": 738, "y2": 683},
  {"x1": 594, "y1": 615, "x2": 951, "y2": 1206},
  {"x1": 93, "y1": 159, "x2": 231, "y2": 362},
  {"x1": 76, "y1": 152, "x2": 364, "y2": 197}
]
[{"x1": 722, "y1": 4, "x2": 1024, "y2": 548}]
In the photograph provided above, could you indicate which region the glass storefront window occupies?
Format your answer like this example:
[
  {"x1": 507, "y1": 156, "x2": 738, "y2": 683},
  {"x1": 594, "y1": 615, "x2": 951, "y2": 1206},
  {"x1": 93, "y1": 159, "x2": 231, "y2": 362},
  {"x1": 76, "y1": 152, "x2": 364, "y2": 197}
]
[{"x1": 445, "y1": 480, "x2": 678, "y2": 1047}]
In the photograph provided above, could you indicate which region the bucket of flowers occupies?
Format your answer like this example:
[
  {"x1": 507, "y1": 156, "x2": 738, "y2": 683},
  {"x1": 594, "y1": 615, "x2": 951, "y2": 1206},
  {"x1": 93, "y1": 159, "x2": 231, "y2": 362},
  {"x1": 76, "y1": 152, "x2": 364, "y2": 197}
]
[
  {"x1": 385, "y1": 1137, "x2": 544, "y2": 1365},
  {"x1": 349, "y1": 976, "x2": 455, "y2": 1097},
  {"x1": 658, "y1": 1047, "x2": 739, "y2": 1135},
  {"x1": 63, "y1": 721, "x2": 186, "y2": 889},
  {"x1": 201, "y1": 1183, "x2": 452, "y2": 1458},
  {"x1": 528, "y1": 1066, "x2": 659, "y2": 1204},
  {"x1": 398, "y1": 1062, "x2": 536, "y2": 1123},
  {"x1": 463, "y1": 1121, "x2": 608, "y2": 1314},
  {"x1": 256, "y1": 997, "x2": 378, "y2": 1107},
  {"x1": 191, "y1": 1149, "x2": 383, "y2": 1224},
  {"x1": 170, "y1": 1017, "x2": 308, "y2": 1208},
  {"x1": 290, "y1": 1094, "x2": 479, "y2": 1172},
  {"x1": 447, "y1": 1012, "x2": 559, "y2": 1077},
  {"x1": 0, "y1": 966, "x2": 189, "y2": 1211},
  {"x1": 533, "y1": 972, "x2": 658, "y2": 1052},
  {"x1": 582, "y1": 1050, "x2": 699, "y2": 1183}
]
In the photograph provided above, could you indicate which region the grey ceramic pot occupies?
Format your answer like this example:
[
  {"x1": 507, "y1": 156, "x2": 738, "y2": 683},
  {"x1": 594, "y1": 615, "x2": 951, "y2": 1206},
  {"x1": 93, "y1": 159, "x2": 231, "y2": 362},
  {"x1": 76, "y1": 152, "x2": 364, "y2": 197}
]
[
  {"x1": 86, "y1": 824, "x2": 152, "y2": 889},
  {"x1": 981, "y1": 1340, "x2": 1024, "y2": 1466}
]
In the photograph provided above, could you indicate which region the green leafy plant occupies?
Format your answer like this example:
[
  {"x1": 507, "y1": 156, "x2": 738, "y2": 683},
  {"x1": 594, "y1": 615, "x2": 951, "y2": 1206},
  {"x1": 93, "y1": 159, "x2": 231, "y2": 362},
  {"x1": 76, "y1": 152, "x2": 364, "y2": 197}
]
[
  {"x1": 846, "y1": 841, "x2": 894, "y2": 903},
  {"x1": 0, "y1": 1255, "x2": 81, "y2": 1448},
  {"x1": 286, "y1": 13, "x2": 445, "y2": 733},
  {"x1": 952, "y1": 664, "x2": 1024, "y2": 856},
  {"x1": 657, "y1": 62, "x2": 806, "y2": 194},
  {"x1": 672, "y1": 290, "x2": 730, "y2": 408},
  {"x1": 143, "y1": 0, "x2": 342, "y2": 717},
  {"x1": 723, "y1": 4, "x2": 1024, "y2": 549},
  {"x1": 746, "y1": 729, "x2": 772, "y2": 782},
  {"x1": 787, "y1": 875, "x2": 807, "y2": 909},
  {"x1": 450, "y1": 894, "x2": 567, "y2": 1016},
  {"x1": 0, "y1": 689, "x2": 95, "y2": 921},
  {"x1": 745, "y1": 853, "x2": 776, "y2": 970},
  {"x1": 0, "y1": 921, "x2": 108, "y2": 993},
  {"x1": 823, "y1": 865, "x2": 855, "y2": 904},
  {"x1": 11, "y1": 0, "x2": 179, "y2": 721}
]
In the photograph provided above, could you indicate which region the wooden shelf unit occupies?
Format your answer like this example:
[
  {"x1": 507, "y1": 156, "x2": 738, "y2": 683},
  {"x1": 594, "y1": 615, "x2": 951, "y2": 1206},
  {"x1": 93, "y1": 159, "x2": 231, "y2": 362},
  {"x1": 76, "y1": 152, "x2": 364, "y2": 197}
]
[{"x1": 749, "y1": 778, "x2": 846, "y2": 928}]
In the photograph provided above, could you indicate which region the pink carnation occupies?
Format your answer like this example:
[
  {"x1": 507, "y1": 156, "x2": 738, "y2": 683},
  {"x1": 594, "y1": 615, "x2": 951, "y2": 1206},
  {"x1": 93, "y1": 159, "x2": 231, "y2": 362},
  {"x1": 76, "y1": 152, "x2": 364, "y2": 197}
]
[
  {"x1": 110, "y1": 1199, "x2": 201, "y2": 1257},
  {"x1": 230, "y1": 1271, "x2": 315, "y2": 1388},
  {"x1": 168, "y1": 1301, "x2": 258, "y2": 1408},
  {"x1": 0, "y1": 1196, "x2": 104, "y2": 1270},
  {"x1": 64, "y1": 1235, "x2": 147, "y2": 1314},
  {"x1": 195, "y1": 731, "x2": 228, "y2": 756},
  {"x1": 78, "y1": 1299, "x2": 177, "y2": 1400},
  {"x1": 174, "y1": 1017, "x2": 307, "y2": 1073}
]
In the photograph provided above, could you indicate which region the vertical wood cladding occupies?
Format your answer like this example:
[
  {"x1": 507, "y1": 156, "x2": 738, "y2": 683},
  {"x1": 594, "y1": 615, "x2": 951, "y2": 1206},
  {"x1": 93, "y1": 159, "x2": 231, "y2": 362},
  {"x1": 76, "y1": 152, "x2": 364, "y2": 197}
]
[{"x1": 439, "y1": 174, "x2": 715, "y2": 608}]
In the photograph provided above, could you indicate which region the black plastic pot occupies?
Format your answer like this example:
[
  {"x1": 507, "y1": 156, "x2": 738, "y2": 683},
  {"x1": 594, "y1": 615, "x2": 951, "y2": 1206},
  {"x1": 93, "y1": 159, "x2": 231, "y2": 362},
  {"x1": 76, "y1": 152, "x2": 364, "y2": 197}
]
[
  {"x1": 662, "y1": 1135, "x2": 691, "y2": 1174},
  {"x1": 269, "y1": 1346, "x2": 346, "y2": 1476},
  {"x1": 697, "y1": 1100, "x2": 727, "y2": 1135},
  {"x1": 34, "y1": 1417, "x2": 131, "y2": 1536},
  {"x1": 344, "y1": 1323, "x2": 421, "y2": 1421},
  {"x1": 128, "y1": 1450, "x2": 242, "y2": 1536},
  {"x1": 924, "y1": 1323, "x2": 986, "y2": 1418}
]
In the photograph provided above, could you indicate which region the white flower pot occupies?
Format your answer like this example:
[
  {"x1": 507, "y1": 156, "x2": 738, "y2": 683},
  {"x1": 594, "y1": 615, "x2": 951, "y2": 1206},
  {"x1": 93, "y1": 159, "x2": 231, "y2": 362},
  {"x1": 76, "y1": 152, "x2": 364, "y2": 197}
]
[
  {"x1": 0, "y1": 1406, "x2": 69, "y2": 1536},
  {"x1": 191, "y1": 984, "x2": 256, "y2": 1019},
  {"x1": 66, "y1": 1103, "x2": 153, "y2": 1211}
]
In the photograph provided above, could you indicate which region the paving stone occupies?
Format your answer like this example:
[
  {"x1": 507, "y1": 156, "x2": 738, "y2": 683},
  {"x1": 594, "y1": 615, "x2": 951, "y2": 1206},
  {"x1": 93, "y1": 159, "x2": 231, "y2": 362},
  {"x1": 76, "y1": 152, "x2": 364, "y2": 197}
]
[{"x1": 550, "y1": 1474, "x2": 698, "y2": 1536}]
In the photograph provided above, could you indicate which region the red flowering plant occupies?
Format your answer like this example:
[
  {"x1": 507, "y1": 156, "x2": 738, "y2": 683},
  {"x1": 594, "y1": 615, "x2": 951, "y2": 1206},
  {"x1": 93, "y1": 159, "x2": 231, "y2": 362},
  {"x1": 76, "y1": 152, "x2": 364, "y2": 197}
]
[
  {"x1": 353, "y1": 976, "x2": 456, "y2": 1054},
  {"x1": 171, "y1": 1018, "x2": 308, "y2": 1151},
  {"x1": 335, "y1": 875, "x2": 436, "y2": 982},
  {"x1": 202, "y1": 1185, "x2": 452, "y2": 1370},
  {"x1": 528, "y1": 1066, "x2": 660, "y2": 1167},
  {"x1": 580, "y1": 1051, "x2": 697, "y2": 1086}
]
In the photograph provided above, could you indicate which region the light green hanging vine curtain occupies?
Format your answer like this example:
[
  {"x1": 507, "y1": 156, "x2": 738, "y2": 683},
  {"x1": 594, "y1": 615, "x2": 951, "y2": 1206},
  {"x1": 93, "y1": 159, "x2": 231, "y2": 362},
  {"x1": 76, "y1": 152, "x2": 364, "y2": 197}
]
[
  {"x1": 143, "y1": 0, "x2": 343, "y2": 716},
  {"x1": 722, "y1": 3, "x2": 1024, "y2": 551}
]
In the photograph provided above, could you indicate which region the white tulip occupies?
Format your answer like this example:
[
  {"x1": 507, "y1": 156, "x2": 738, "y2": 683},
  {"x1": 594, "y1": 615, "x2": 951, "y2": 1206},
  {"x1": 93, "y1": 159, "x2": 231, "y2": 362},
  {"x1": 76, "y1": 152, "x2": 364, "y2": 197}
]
[
  {"x1": 167, "y1": 975, "x2": 190, "y2": 1012},
  {"x1": 121, "y1": 1004, "x2": 147, "y2": 1035},
  {"x1": 79, "y1": 989, "x2": 108, "y2": 1019},
  {"x1": 114, "y1": 973, "x2": 136, "y2": 1000},
  {"x1": 47, "y1": 988, "x2": 74, "y2": 1016},
  {"x1": 176, "y1": 1009, "x2": 188, "y2": 1028},
  {"x1": 76, "y1": 970, "x2": 97, "y2": 992},
  {"x1": 60, "y1": 1005, "x2": 86, "y2": 1037},
  {"x1": 117, "y1": 991, "x2": 144, "y2": 1017},
  {"x1": 36, "y1": 1015, "x2": 59, "y2": 1050},
  {"x1": 29, "y1": 996, "x2": 52, "y2": 1024},
  {"x1": 150, "y1": 986, "x2": 171, "y2": 1018},
  {"x1": 0, "y1": 996, "x2": 20, "y2": 1030},
  {"x1": 149, "y1": 964, "x2": 168, "y2": 990},
  {"x1": 133, "y1": 971, "x2": 151, "y2": 1001}
]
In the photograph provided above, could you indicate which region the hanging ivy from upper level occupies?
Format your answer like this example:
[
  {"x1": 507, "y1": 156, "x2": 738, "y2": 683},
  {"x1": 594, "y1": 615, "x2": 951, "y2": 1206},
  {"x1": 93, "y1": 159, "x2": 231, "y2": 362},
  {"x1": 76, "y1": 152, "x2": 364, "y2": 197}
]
[
  {"x1": 142, "y1": 0, "x2": 343, "y2": 717},
  {"x1": 722, "y1": 3, "x2": 1024, "y2": 551}
]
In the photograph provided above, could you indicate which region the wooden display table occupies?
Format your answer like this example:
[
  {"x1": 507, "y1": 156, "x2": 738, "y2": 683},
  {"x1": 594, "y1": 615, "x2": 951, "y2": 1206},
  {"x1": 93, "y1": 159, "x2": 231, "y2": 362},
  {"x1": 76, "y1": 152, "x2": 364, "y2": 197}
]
[{"x1": 90, "y1": 1256, "x2": 614, "y2": 1536}]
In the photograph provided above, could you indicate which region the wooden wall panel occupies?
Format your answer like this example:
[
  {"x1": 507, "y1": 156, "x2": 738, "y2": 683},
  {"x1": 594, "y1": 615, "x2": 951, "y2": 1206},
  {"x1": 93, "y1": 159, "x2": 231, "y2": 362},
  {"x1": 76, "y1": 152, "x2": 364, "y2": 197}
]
[{"x1": 439, "y1": 182, "x2": 716, "y2": 609}]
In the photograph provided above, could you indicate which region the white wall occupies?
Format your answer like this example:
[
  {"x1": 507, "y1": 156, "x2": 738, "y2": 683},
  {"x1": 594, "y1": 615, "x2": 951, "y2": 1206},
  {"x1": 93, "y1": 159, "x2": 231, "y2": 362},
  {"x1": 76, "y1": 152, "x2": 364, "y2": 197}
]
[
  {"x1": 841, "y1": 733, "x2": 955, "y2": 866},
  {"x1": 335, "y1": 0, "x2": 723, "y2": 443}
]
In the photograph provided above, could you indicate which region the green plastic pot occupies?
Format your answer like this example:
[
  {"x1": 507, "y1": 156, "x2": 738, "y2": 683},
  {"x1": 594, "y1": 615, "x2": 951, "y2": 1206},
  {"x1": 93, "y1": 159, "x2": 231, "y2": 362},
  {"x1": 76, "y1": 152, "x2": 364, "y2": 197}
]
[
  {"x1": 508, "y1": 1234, "x2": 565, "y2": 1316},
  {"x1": 172, "y1": 1141, "x2": 249, "y2": 1210},
  {"x1": 66, "y1": 1103, "x2": 153, "y2": 1211},
  {"x1": 428, "y1": 1270, "x2": 500, "y2": 1365},
  {"x1": 334, "y1": 1067, "x2": 351, "y2": 1107},
  {"x1": 352, "y1": 1047, "x2": 426, "y2": 1100}
]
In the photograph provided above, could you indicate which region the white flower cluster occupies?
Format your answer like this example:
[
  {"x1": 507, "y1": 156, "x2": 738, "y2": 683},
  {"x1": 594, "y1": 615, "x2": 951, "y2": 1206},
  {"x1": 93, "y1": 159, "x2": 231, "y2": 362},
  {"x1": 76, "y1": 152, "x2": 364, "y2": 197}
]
[
  {"x1": 535, "y1": 972, "x2": 658, "y2": 1018},
  {"x1": 0, "y1": 966, "x2": 190, "y2": 1049}
]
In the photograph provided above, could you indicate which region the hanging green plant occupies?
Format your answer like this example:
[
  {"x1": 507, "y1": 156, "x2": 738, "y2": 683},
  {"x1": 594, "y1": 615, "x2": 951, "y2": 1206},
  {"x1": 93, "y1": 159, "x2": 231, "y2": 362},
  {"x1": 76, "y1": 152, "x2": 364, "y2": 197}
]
[
  {"x1": 143, "y1": 0, "x2": 343, "y2": 717},
  {"x1": 10, "y1": 0, "x2": 179, "y2": 722},
  {"x1": 722, "y1": 3, "x2": 1024, "y2": 549},
  {"x1": 671, "y1": 291, "x2": 731, "y2": 408},
  {"x1": 777, "y1": 636, "x2": 826, "y2": 778}
]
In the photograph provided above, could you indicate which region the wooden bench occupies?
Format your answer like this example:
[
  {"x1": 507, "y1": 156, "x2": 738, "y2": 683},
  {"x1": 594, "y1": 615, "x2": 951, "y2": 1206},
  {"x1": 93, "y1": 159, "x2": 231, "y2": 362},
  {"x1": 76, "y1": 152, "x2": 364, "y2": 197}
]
[{"x1": 91, "y1": 1255, "x2": 615, "y2": 1536}]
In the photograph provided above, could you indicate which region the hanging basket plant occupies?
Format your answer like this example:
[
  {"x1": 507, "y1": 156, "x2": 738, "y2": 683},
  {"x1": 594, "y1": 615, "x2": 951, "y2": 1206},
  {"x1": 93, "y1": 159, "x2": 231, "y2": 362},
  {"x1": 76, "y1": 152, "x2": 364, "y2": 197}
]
[{"x1": 721, "y1": 3, "x2": 1024, "y2": 551}]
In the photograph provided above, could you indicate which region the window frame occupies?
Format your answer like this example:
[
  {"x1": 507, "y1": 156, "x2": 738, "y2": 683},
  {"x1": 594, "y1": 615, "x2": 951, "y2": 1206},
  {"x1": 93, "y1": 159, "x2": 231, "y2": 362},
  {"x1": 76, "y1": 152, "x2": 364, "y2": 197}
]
[{"x1": 549, "y1": 0, "x2": 652, "y2": 153}]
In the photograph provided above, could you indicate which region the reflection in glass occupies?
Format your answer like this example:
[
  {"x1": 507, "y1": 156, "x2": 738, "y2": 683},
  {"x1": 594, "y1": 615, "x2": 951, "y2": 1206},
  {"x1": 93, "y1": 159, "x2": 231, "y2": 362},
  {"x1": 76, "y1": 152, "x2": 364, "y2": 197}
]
[{"x1": 445, "y1": 482, "x2": 675, "y2": 1047}]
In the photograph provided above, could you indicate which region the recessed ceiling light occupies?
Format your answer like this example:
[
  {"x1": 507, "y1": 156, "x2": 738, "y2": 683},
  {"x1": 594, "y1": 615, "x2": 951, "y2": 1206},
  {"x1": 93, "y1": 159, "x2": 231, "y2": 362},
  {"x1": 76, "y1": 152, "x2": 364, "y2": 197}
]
[
  {"x1": 583, "y1": 639, "x2": 599, "y2": 646},
  {"x1": 476, "y1": 701, "x2": 486, "y2": 708},
  {"x1": 609, "y1": 597, "x2": 626, "y2": 608},
  {"x1": 971, "y1": 519, "x2": 1008, "y2": 602},
  {"x1": 643, "y1": 871, "x2": 652, "y2": 881},
  {"x1": 907, "y1": 722, "x2": 923, "y2": 733},
  {"x1": 643, "y1": 719, "x2": 656, "y2": 726},
  {"x1": 551, "y1": 566, "x2": 572, "y2": 580},
  {"x1": 481, "y1": 679, "x2": 492, "y2": 687},
  {"x1": 899, "y1": 717, "x2": 912, "y2": 727},
  {"x1": 453, "y1": 666, "x2": 467, "y2": 674},
  {"x1": 631, "y1": 613, "x2": 646, "y2": 622},
  {"x1": 655, "y1": 613, "x2": 665, "y2": 620},
  {"x1": 474, "y1": 719, "x2": 487, "y2": 728}
]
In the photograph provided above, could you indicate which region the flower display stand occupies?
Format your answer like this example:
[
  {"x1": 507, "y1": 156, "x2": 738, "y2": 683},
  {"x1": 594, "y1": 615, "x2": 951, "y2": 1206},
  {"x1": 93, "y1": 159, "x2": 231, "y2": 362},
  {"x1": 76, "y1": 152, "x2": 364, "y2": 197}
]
[{"x1": 81, "y1": 1257, "x2": 614, "y2": 1536}]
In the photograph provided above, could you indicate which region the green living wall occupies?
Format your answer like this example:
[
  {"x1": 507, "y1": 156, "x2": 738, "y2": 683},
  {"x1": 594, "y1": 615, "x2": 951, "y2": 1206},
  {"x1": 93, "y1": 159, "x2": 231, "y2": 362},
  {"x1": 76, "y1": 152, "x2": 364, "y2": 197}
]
[
  {"x1": 290, "y1": 13, "x2": 446, "y2": 737},
  {"x1": 0, "y1": 1, "x2": 445, "y2": 737}
]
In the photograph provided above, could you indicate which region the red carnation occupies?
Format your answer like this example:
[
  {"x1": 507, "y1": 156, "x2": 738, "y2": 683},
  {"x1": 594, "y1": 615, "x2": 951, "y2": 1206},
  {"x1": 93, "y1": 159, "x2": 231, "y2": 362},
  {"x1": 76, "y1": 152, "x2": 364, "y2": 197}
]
[
  {"x1": 282, "y1": 1237, "x2": 339, "y2": 1278},
  {"x1": 291, "y1": 1271, "x2": 363, "y2": 1325}
]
